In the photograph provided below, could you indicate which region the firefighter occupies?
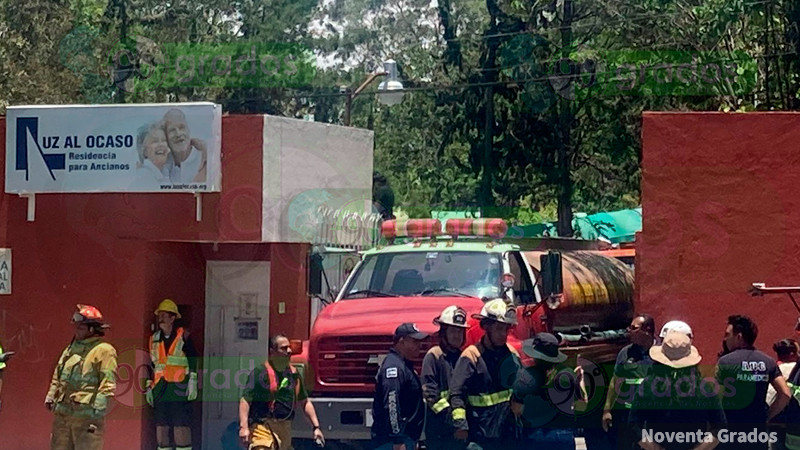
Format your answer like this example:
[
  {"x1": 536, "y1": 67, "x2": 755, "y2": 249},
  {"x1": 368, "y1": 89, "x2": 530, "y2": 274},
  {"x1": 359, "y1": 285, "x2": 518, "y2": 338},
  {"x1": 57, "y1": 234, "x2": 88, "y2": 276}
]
[
  {"x1": 372, "y1": 323, "x2": 428, "y2": 450},
  {"x1": 146, "y1": 299, "x2": 198, "y2": 450},
  {"x1": 45, "y1": 304, "x2": 117, "y2": 450},
  {"x1": 449, "y1": 298, "x2": 521, "y2": 450},
  {"x1": 422, "y1": 306, "x2": 469, "y2": 450}
]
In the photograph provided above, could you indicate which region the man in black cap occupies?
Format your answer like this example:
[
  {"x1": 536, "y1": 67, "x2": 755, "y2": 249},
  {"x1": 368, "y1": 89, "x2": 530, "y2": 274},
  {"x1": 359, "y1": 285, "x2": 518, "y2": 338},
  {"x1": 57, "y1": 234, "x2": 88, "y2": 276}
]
[
  {"x1": 371, "y1": 323, "x2": 428, "y2": 450},
  {"x1": 511, "y1": 333, "x2": 587, "y2": 450}
]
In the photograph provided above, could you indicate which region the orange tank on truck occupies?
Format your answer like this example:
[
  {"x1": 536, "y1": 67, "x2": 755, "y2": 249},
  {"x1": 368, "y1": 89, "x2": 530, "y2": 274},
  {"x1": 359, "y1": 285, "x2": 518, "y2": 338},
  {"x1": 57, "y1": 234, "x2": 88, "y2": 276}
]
[{"x1": 289, "y1": 218, "x2": 635, "y2": 447}]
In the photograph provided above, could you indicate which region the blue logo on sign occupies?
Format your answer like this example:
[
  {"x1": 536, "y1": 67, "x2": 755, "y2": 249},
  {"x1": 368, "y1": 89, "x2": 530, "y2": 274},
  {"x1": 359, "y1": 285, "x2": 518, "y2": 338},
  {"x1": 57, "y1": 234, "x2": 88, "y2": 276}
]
[{"x1": 16, "y1": 117, "x2": 65, "y2": 181}]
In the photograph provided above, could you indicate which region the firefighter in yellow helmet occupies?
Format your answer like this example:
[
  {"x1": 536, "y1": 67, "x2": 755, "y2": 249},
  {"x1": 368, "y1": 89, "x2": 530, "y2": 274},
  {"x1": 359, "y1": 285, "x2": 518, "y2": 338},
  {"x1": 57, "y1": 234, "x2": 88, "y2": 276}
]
[
  {"x1": 146, "y1": 299, "x2": 198, "y2": 450},
  {"x1": 45, "y1": 304, "x2": 117, "y2": 450}
]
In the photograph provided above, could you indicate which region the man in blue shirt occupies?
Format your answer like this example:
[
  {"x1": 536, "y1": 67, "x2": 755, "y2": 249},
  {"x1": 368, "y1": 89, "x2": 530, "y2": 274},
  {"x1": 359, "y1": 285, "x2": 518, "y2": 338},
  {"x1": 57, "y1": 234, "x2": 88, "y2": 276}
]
[{"x1": 372, "y1": 323, "x2": 428, "y2": 450}]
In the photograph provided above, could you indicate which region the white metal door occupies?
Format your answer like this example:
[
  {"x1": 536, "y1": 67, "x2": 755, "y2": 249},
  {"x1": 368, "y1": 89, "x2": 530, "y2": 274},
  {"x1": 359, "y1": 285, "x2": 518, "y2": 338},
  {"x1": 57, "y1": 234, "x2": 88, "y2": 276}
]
[{"x1": 202, "y1": 261, "x2": 270, "y2": 450}]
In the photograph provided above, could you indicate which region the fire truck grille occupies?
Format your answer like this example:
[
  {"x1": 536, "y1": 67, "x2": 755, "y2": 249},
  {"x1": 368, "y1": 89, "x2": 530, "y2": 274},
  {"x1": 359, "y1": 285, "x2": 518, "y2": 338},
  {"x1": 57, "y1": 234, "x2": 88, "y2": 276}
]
[{"x1": 316, "y1": 335, "x2": 433, "y2": 384}]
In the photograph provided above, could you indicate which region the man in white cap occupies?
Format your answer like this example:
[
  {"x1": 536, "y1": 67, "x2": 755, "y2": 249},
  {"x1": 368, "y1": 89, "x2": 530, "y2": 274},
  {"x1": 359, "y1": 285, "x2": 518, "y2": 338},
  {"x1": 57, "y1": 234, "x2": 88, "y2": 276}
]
[
  {"x1": 449, "y1": 298, "x2": 520, "y2": 450},
  {"x1": 659, "y1": 320, "x2": 694, "y2": 343},
  {"x1": 422, "y1": 306, "x2": 469, "y2": 450},
  {"x1": 630, "y1": 331, "x2": 726, "y2": 450}
]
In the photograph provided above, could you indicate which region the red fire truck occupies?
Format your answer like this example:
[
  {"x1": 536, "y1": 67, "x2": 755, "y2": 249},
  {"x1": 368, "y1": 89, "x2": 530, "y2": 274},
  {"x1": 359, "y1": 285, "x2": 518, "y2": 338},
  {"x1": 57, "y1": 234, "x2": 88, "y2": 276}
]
[{"x1": 292, "y1": 218, "x2": 635, "y2": 449}]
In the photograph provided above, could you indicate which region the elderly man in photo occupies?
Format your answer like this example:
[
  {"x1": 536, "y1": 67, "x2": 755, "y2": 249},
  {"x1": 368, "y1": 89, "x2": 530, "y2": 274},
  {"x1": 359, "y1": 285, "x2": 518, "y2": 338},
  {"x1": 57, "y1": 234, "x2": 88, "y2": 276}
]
[{"x1": 163, "y1": 108, "x2": 207, "y2": 184}]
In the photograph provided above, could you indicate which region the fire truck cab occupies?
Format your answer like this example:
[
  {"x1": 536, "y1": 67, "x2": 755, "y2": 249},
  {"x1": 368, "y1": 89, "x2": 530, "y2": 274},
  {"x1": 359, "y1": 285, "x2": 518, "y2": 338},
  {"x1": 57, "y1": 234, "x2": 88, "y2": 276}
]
[{"x1": 291, "y1": 218, "x2": 633, "y2": 449}]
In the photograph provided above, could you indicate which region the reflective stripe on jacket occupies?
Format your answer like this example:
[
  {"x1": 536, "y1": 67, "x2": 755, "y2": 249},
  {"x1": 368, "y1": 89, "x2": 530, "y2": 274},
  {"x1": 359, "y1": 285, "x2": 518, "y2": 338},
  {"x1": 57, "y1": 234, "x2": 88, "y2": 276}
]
[
  {"x1": 448, "y1": 339, "x2": 520, "y2": 440},
  {"x1": 150, "y1": 327, "x2": 189, "y2": 384},
  {"x1": 422, "y1": 345, "x2": 460, "y2": 414}
]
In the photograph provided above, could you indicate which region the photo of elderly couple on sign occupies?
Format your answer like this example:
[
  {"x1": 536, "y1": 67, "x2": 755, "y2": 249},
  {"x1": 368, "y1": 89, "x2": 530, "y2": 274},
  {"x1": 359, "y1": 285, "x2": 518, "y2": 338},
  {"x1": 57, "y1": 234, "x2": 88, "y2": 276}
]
[{"x1": 133, "y1": 108, "x2": 208, "y2": 189}]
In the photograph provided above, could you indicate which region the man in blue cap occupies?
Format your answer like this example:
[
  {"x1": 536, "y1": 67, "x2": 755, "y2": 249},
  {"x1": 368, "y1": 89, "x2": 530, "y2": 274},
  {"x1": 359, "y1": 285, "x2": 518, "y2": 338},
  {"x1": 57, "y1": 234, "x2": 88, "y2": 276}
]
[{"x1": 371, "y1": 323, "x2": 428, "y2": 450}]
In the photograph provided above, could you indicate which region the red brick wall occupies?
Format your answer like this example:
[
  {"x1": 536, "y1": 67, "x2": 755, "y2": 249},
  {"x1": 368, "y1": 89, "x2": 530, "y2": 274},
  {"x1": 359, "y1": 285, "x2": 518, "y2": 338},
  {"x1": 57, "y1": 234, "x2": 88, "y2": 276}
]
[{"x1": 640, "y1": 112, "x2": 800, "y2": 362}]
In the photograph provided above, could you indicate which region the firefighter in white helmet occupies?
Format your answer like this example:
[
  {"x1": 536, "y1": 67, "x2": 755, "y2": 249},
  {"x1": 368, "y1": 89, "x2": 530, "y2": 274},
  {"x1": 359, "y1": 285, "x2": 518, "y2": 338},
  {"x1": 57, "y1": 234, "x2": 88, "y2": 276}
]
[
  {"x1": 449, "y1": 299, "x2": 521, "y2": 450},
  {"x1": 422, "y1": 305, "x2": 469, "y2": 450},
  {"x1": 146, "y1": 299, "x2": 198, "y2": 450}
]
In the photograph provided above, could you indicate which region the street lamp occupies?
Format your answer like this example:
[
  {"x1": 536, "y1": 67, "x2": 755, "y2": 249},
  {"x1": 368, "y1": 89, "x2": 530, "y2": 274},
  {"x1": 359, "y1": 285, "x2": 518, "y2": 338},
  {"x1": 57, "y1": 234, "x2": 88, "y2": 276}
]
[{"x1": 343, "y1": 59, "x2": 405, "y2": 126}]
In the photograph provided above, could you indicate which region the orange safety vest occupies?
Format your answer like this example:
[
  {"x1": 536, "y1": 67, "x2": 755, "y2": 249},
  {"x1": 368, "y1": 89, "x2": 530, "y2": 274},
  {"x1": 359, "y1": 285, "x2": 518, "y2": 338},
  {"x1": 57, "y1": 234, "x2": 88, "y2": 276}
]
[
  {"x1": 264, "y1": 361, "x2": 300, "y2": 413},
  {"x1": 150, "y1": 327, "x2": 189, "y2": 384}
]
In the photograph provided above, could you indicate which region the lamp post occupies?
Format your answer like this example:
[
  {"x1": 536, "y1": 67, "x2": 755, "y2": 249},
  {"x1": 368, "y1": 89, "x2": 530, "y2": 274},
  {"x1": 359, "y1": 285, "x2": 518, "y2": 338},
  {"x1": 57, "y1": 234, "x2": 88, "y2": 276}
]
[{"x1": 343, "y1": 59, "x2": 405, "y2": 126}]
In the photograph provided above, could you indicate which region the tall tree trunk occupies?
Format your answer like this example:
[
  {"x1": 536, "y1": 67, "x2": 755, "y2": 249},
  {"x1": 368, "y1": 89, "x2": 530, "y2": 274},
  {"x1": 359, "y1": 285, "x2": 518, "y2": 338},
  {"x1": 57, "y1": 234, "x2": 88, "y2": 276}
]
[
  {"x1": 556, "y1": 0, "x2": 574, "y2": 237},
  {"x1": 476, "y1": 0, "x2": 503, "y2": 212}
]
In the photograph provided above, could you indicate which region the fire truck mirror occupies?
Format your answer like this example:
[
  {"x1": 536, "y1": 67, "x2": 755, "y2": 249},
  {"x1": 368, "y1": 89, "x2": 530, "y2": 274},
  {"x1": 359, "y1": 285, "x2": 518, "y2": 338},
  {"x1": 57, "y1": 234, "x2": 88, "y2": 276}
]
[
  {"x1": 308, "y1": 253, "x2": 324, "y2": 296},
  {"x1": 540, "y1": 251, "x2": 563, "y2": 299}
]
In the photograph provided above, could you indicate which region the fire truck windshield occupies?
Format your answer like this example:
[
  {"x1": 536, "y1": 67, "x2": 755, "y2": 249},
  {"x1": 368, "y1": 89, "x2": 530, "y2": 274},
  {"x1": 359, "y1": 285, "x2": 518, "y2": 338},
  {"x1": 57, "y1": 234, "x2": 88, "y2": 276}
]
[{"x1": 341, "y1": 251, "x2": 503, "y2": 299}]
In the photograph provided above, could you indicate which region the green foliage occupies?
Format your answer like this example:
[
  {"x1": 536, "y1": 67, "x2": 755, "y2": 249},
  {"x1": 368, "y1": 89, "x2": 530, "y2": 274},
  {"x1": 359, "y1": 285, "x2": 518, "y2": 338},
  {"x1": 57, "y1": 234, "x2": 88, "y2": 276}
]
[{"x1": 0, "y1": 0, "x2": 797, "y2": 228}]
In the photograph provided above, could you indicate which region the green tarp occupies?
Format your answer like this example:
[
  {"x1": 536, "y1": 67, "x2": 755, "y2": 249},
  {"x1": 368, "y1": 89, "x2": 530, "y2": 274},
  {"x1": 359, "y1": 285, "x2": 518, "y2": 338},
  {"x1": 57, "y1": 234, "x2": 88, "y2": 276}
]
[{"x1": 517, "y1": 208, "x2": 641, "y2": 243}]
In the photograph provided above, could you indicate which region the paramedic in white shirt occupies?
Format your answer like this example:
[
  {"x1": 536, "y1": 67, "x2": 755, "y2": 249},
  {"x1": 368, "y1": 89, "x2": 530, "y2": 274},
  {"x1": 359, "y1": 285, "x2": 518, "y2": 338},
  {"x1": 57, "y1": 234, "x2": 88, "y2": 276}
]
[
  {"x1": 134, "y1": 121, "x2": 172, "y2": 189},
  {"x1": 164, "y1": 108, "x2": 207, "y2": 184}
]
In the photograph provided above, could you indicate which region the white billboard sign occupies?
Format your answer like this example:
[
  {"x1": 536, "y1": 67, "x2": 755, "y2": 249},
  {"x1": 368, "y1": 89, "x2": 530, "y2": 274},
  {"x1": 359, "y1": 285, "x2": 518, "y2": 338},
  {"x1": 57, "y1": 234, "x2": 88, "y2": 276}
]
[{"x1": 5, "y1": 102, "x2": 221, "y2": 193}]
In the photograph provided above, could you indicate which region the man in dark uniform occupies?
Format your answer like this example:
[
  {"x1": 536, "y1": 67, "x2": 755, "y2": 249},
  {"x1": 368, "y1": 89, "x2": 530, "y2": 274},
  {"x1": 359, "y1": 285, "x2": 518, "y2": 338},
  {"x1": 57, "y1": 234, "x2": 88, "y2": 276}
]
[
  {"x1": 449, "y1": 299, "x2": 521, "y2": 450},
  {"x1": 717, "y1": 315, "x2": 791, "y2": 450},
  {"x1": 602, "y1": 313, "x2": 656, "y2": 450},
  {"x1": 422, "y1": 306, "x2": 469, "y2": 450},
  {"x1": 372, "y1": 323, "x2": 428, "y2": 450}
]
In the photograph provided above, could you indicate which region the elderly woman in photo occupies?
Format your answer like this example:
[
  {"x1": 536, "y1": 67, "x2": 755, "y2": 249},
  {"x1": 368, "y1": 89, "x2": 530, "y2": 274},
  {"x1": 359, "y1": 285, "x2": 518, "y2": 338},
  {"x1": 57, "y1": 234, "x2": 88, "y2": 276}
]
[{"x1": 133, "y1": 121, "x2": 172, "y2": 188}]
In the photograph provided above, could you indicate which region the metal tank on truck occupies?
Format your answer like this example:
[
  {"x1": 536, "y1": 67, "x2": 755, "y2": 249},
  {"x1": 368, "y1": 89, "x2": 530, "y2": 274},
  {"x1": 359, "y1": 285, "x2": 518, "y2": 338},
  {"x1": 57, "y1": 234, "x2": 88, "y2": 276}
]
[{"x1": 290, "y1": 218, "x2": 636, "y2": 449}]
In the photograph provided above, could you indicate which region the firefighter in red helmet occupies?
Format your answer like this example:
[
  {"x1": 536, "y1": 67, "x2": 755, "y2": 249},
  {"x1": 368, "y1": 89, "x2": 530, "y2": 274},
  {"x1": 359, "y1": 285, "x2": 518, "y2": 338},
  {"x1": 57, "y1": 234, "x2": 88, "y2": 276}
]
[{"x1": 45, "y1": 304, "x2": 117, "y2": 450}]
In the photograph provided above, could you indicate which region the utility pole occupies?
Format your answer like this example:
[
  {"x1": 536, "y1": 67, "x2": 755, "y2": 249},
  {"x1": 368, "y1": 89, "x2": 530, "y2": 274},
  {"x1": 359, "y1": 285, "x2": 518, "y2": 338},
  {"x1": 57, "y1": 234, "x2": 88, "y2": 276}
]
[{"x1": 555, "y1": 0, "x2": 575, "y2": 237}]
